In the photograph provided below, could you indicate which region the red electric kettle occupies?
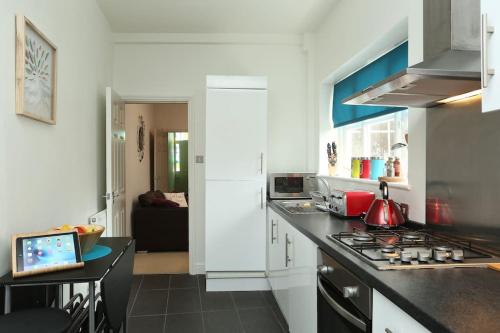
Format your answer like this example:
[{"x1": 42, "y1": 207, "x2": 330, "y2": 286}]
[{"x1": 364, "y1": 181, "x2": 405, "y2": 228}]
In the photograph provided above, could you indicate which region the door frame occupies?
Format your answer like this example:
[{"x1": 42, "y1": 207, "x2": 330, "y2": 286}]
[{"x1": 122, "y1": 95, "x2": 196, "y2": 275}]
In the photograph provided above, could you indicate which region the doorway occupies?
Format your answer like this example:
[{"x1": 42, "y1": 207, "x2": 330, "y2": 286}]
[{"x1": 124, "y1": 102, "x2": 190, "y2": 275}]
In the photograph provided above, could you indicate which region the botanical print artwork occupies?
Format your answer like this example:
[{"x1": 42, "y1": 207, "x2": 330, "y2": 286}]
[{"x1": 23, "y1": 24, "x2": 53, "y2": 120}]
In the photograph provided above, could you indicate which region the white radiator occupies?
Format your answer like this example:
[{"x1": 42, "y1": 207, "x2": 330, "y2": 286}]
[{"x1": 88, "y1": 209, "x2": 107, "y2": 235}]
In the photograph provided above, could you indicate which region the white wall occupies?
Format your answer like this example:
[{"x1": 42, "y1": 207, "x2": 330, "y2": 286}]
[
  {"x1": 113, "y1": 35, "x2": 308, "y2": 272},
  {"x1": 124, "y1": 104, "x2": 155, "y2": 236},
  {"x1": 312, "y1": 0, "x2": 427, "y2": 223},
  {"x1": 0, "y1": 0, "x2": 113, "y2": 274}
]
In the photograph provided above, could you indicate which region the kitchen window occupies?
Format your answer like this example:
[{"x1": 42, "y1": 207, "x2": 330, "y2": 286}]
[{"x1": 334, "y1": 110, "x2": 408, "y2": 179}]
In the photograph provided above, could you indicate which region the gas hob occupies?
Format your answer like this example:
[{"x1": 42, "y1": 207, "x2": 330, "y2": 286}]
[{"x1": 327, "y1": 227, "x2": 500, "y2": 270}]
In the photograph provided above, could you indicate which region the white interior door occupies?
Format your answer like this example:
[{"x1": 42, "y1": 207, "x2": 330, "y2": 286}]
[
  {"x1": 105, "y1": 87, "x2": 126, "y2": 237},
  {"x1": 154, "y1": 129, "x2": 169, "y2": 192}
]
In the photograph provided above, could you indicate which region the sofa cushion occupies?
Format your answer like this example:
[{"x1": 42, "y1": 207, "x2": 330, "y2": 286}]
[
  {"x1": 151, "y1": 197, "x2": 180, "y2": 208},
  {"x1": 164, "y1": 192, "x2": 188, "y2": 207},
  {"x1": 138, "y1": 190, "x2": 166, "y2": 207}
]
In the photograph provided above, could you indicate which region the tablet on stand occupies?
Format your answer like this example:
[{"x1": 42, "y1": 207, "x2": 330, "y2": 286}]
[{"x1": 12, "y1": 230, "x2": 84, "y2": 278}]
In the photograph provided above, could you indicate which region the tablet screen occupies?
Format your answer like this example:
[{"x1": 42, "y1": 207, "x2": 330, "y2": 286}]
[{"x1": 17, "y1": 232, "x2": 81, "y2": 272}]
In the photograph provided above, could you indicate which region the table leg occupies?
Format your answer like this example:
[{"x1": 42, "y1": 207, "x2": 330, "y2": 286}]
[
  {"x1": 89, "y1": 282, "x2": 95, "y2": 333},
  {"x1": 58, "y1": 284, "x2": 64, "y2": 309},
  {"x1": 4, "y1": 285, "x2": 11, "y2": 314}
]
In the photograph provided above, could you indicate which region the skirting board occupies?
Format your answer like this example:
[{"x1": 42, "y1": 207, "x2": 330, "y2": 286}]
[{"x1": 206, "y1": 277, "x2": 270, "y2": 292}]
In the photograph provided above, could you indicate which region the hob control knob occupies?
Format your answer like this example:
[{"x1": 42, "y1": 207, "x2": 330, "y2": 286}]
[
  {"x1": 434, "y1": 250, "x2": 448, "y2": 262},
  {"x1": 452, "y1": 249, "x2": 464, "y2": 262},
  {"x1": 317, "y1": 265, "x2": 334, "y2": 274},
  {"x1": 417, "y1": 251, "x2": 431, "y2": 263},
  {"x1": 400, "y1": 251, "x2": 413, "y2": 264}
]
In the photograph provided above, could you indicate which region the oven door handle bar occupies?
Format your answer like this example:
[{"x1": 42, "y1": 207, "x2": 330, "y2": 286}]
[{"x1": 317, "y1": 276, "x2": 367, "y2": 332}]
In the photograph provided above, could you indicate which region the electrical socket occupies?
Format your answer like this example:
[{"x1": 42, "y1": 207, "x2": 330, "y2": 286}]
[{"x1": 400, "y1": 203, "x2": 409, "y2": 220}]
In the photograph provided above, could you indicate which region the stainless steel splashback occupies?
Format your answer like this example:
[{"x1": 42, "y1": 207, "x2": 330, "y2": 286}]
[{"x1": 427, "y1": 97, "x2": 500, "y2": 241}]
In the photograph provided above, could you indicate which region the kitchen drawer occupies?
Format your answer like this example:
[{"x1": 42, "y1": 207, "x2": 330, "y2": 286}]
[{"x1": 372, "y1": 289, "x2": 430, "y2": 333}]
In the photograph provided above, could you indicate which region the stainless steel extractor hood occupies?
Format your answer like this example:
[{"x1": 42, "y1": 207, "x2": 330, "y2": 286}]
[{"x1": 343, "y1": 0, "x2": 481, "y2": 108}]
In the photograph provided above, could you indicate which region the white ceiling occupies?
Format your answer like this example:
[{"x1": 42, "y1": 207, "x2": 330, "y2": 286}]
[{"x1": 98, "y1": 0, "x2": 338, "y2": 34}]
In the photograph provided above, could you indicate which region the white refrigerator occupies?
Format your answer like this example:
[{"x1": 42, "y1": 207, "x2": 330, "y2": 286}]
[{"x1": 205, "y1": 76, "x2": 268, "y2": 289}]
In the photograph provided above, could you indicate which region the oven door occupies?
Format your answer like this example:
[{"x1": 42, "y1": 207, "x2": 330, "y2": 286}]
[{"x1": 317, "y1": 274, "x2": 371, "y2": 333}]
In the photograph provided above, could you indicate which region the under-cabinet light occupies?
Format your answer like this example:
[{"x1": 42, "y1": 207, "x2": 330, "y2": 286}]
[{"x1": 437, "y1": 89, "x2": 482, "y2": 104}]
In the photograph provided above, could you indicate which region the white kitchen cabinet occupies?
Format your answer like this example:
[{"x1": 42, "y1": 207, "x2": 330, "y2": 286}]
[
  {"x1": 266, "y1": 207, "x2": 317, "y2": 333},
  {"x1": 288, "y1": 225, "x2": 318, "y2": 333},
  {"x1": 481, "y1": 0, "x2": 500, "y2": 112},
  {"x1": 267, "y1": 212, "x2": 290, "y2": 321},
  {"x1": 372, "y1": 289, "x2": 430, "y2": 333},
  {"x1": 206, "y1": 180, "x2": 266, "y2": 271},
  {"x1": 205, "y1": 87, "x2": 267, "y2": 180},
  {"x1": 267, "y1": 209, "x2": 284, "y2": 291}
]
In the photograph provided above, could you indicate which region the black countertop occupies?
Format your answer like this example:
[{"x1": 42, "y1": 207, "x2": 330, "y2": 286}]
[{"x1": 268, "y1": 201, "x2": 500, "y2": 333}]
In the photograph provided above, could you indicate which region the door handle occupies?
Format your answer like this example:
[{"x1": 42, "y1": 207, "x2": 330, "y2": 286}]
[
  {"x1": 317, "y1": 277, "x2": 367, "y2": 332},
  {"x1": 481, "y1": 13, "x2": 496, "y2": 88}
]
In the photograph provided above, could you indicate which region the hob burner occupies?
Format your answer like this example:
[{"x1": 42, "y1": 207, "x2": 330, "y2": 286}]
[
  {"x1": 353, "y1": 233, "x2": 374, "y2": 243},
  {"x1": 381, "y1": 245, "x2": 397, "y2": 253},
  {"x1": 402, "y1": 233, "x2": 421, "y2": 241}
]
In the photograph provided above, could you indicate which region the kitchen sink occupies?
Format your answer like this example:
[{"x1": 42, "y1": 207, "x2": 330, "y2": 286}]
[{"x1": 275, "y1": 200, "x2": 328, "y2": 214}]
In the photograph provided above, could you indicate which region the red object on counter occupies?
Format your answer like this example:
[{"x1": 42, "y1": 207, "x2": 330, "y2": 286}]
[
  {"x1": 330, "y1": 190, "x2": 376, "y2": 217},
  {"x1": 364, "y1": 182, "x2": 405, "y2": 228},
  {"x1": 346, "y1": 191, "x2": 376, "y2": 216},
  {"x1": 360, "y1": 158, "x2": 371, "y2": 179}
]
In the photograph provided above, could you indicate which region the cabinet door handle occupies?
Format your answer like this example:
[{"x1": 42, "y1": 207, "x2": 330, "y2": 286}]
[
  {"x1": 385, "y1": 329, "x2": 393, "y2": 333},
  {"x1": 285, "y1": 234, "x2": 288, "y2": 267},
  {"x1": 260, "y1": 187, "x2": 264, "y2": 209},
  {"x1": 285, "y1": 234, "x2": 292, "y2": 267},
  {"x1": 271, "y1": 220, "x2": 277, "y2": 244},
  {"x1": 260, "y1": 152, "x2": 264, "y2": 174},
  {"x1": 482, "y1": 13, "x2": 496, "y2": 88}
]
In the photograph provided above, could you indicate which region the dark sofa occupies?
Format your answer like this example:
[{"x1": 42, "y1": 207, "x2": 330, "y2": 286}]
[{"x1": 131, "y1": 201, "x2": 188, "y2": 252}]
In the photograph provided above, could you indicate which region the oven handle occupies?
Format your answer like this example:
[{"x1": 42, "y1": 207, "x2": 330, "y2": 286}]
[{"x1": 317, "y1": 276, "x2": 367, "y2": 332}]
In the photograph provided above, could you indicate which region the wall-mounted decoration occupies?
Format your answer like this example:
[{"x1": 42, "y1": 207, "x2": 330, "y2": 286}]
[
  {"x1": 137, "y1": 115, "x2": 145, "y2": 162},
  {"x1": 15, "y1": 15, "x2": 57, "y2": 125}
]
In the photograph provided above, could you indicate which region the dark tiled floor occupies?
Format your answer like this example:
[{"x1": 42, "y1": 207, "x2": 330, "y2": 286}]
[{"x1": 127, "y1": 274, "x2": 289, "y2": 333}]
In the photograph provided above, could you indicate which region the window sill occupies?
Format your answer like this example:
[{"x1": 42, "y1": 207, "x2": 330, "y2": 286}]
[{"x1": 320, "y1": 175, "x2": 412, "y2": 191}]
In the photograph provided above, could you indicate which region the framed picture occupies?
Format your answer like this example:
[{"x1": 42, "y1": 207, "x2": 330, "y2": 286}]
[{"x1": 15, "y1": 14, "x2": 57, "y2": 125}]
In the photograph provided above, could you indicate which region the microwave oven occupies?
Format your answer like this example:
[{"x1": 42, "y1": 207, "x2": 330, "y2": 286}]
[{"x1": 268, "y1": 173, "x2": 318, "y2": 199}]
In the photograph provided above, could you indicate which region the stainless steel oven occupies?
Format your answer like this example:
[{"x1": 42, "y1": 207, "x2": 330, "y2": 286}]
[
  {"x1": 268, "y1": 173, "x2": 318, "y2": 199},
  {"x1": 317, "y1": 249, "x2": 372, "y2": 333}
]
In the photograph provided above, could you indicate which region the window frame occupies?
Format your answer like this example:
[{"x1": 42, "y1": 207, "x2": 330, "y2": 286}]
[{"x1": 334, "y1": 110, "x2": 408, "y2": 179}]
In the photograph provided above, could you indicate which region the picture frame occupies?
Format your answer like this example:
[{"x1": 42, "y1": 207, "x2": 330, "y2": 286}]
[{"x1": 15, "y1": 14, "x2": 57, "y2": 125}]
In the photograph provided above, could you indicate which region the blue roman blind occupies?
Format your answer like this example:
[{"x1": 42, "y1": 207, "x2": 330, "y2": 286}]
[{"x1": 332, "y1": 42, "x2": 408, "y2": 128}]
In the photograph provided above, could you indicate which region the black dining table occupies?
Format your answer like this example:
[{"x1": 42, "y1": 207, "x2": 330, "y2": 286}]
[{"x1": 0, "y1": 237, "x2": 133, "y2": 333}]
